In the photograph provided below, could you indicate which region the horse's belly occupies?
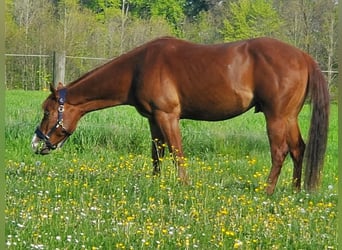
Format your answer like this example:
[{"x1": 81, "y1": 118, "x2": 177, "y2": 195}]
[{"x1": 181, "y1": 90, "x2": 254, "y2": 121}]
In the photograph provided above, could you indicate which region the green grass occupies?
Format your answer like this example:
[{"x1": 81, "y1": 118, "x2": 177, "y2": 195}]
[{"x1": 5, "y1": 90, "x2": 337, "y2": 249}]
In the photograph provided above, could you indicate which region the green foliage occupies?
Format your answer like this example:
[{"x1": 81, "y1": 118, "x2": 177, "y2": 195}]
[
  {"x1": 79, "y1": 0, "x2": 121, "y2": 22},
  {"x1": 183, "y1": 10, "x2": 220, "y2": 44},
  {"x1": 220, "y1": 0, "x2": 283, "y2": 41},
  {"x1": 183, "y1": 0, "x2": 209, "y2": 20},
  {"x1": 80, "y1": 0, "x2": 119, "y2": 13},
  {"x1": 4, "y1": 0, "x2": 338, "y2": 92},
  {"x1": 129, "y1": 0, "x2": 186, "y2": 35}
]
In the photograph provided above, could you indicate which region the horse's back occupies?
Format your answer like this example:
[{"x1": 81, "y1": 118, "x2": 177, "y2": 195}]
[
  {"x1": 135, "y1": 37, "x2": 311, "y2": 120},
  {"x1": 136, "y1": 38, "x2": 252, "y2": 119}
]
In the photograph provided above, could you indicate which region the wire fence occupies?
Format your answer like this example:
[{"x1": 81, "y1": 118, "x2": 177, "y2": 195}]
[
  {"x1": 4, "y1": 53, "x2": 338, "y2": 93},
  {"x1": 5, "y1": 53, "x2": 110, "y2": 90}
]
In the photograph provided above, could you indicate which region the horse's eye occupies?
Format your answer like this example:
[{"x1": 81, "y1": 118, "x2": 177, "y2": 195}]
[{"x1": 44, "y1": 111, "x2": 50, "y2": 118}]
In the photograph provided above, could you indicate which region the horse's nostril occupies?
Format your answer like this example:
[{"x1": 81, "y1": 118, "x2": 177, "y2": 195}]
[{"x1": 40, "y1": 147, "x2": 50, "y2": 155}]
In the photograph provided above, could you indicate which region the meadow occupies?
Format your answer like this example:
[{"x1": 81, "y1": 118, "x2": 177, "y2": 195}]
[{"x1": 5, "y1": 90, "x2": 338, "y2": 249}]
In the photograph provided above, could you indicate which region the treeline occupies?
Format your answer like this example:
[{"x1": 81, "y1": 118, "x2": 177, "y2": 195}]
[{"x1": 5, "y1": 0, "x2": 338, "y2": 93}]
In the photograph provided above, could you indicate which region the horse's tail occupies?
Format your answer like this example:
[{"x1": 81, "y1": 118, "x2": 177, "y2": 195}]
[{"x1": 304, "y1": 57, "x2": 330, "y2": 192}]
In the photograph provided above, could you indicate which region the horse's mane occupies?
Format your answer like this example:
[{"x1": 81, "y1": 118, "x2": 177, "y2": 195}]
[{"x1": 67, "y1": 36, "x2": 177, "y2": 87}]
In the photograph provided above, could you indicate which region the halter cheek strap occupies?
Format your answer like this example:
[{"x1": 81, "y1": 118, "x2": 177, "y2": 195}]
[
  {"x1": 57, "y1": 88, "x2": 67, "y2": 120},
  {"x1": 35, "y1": 88, "x2": 72, "y2": 150}
]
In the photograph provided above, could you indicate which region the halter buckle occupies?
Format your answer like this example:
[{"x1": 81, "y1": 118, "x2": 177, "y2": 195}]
[{"x1": 58, "y1": 105, "x2": 64, "y2": 113}]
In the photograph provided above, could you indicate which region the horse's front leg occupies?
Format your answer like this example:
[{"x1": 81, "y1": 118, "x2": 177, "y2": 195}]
[
  {"x1": 149, "y1": 119, "x2": 166, "y2": 176},
  {"x1": 152, "y1": 111, "x2": 189, "y2": 184}
]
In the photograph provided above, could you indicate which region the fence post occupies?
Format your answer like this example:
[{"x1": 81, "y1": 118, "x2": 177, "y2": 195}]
[{"x1": 53, "y1": 51, "x2": 66, "y2": 87}]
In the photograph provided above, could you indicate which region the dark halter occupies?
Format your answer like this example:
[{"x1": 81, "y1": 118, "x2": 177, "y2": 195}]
[{"x1": 35, "y1": 88, "x2": 72, "y2": 150}]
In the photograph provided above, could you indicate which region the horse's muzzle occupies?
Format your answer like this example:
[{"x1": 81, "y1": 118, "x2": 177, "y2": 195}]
[
  {"x1": 31, "y1": 134, "x2": 52, "y2": 155},
  {"x1": 31, "y1": 127, "x2": 71, "y2": 154}
]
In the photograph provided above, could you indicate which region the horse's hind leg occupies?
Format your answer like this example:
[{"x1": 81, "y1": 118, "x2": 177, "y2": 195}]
[
  {"x1": 287, "y1": 118, "x2": 305, "y2": 192},
  {"x1": 265, "y1": 117, "x2": 289, "y2": 195}
]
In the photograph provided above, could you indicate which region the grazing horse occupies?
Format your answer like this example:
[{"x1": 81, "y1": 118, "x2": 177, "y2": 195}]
[{"x1": 32, "y1": 37, "x2": 329, "y2": 194}]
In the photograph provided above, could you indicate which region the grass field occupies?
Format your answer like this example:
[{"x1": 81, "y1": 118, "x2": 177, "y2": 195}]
[{"x1": 5, "y1": 90, "x2": 337, "y2": 249}]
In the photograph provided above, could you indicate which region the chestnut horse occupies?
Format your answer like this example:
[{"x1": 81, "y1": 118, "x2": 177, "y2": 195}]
[{"x1": 32, "y1": 37, "x2": 329, "y2": 194}]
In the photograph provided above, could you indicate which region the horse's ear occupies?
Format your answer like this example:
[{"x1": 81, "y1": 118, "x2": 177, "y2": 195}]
[
  {"x1": 49, "y1": 83, "x2": 56, "y2": 94},
  {"x1": 56, "y1": 82, "x2": 64, "y2": 90},
  {"x1": 49, "y1": 82, "x2": 65, "y2": 97}
]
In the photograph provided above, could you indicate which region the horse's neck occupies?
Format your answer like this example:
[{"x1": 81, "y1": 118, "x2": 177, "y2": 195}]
[{"x1": 66, "y1": 60, "x2": 133, "y2": 114}]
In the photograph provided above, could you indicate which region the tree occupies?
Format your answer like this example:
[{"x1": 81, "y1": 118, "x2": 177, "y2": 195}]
[
  {"x1": 274, "y1": 0, "x2": 338, "y2": 91},
  {"x1": 4, "y1": 0, "x2": 338, "y2": 92},
  {"x1": 183, "y1": 10, "x2": 220, "y2": 43},
  {"x1": 128, "y1": 0, "x2": 186, "y2": 35},
  {"x1": 320, "y1": 0, "x2": 338, "y2": 91},
  {"x1": 5, "y1": 0, "x2": 56, "y2": 89},
  {"x1": 220, "y1": 0, "x2": 283, "y2": 42},
  {"x1": 79, "y1": 0, "x2": 119, "y2": 13},
  {"x1": 183, "y1": 0, "x2": 209, "y2": 20},
  {"x1": 79, "y1": 0, "x2": 121, "y2": 22}
]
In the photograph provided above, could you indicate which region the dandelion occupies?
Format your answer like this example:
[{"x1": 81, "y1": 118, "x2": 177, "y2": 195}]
[
  {"x1": 225, "y1": 230, "x2": 235, "y2": 237},
  {"x1": 233, "y1": 239, "x2": 243, "y2": 249},
  {"x1": 126, "y1": 215, "x2": 135, "y2": 222},
  {"x1": 185, "y1": 236, "x2": 190, "y2": 247},
  {"x1": 217, "y1": 207, "x2": 229, "y2": 216}
]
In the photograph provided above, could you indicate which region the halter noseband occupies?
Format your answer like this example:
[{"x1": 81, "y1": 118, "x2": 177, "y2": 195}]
[{"x1": 35, "y1": 88, "x2": 72, "y2": 150}]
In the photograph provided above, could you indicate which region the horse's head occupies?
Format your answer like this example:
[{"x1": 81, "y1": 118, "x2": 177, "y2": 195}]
[{"x1": 32, "y1": 83, "x2": 80, "y2": 154}]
